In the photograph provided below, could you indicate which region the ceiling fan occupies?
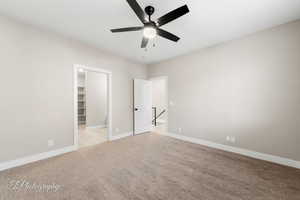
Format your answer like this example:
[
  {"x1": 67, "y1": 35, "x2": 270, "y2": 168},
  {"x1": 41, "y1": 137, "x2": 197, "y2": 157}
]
[{"x1": 111, "y1": 0, "x2": 190, "y2": 48}]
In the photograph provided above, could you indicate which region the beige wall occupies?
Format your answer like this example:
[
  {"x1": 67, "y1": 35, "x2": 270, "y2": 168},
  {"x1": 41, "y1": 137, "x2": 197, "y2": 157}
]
[
  {"x1": 86, "y1": 71, "x2": 107, "y2": 127},
  {"x1": 148, "y1": 20, "x2": 300, "y2": 161},
  {"x1": 0, "y1": 16, "x2": 147, "y2": 163},
  {"x1": 151, "y1": 78, "x2": 167, "y2": 122},
  {"x1": 1, "y1": 13, "x2": 300, "y2": 165}
]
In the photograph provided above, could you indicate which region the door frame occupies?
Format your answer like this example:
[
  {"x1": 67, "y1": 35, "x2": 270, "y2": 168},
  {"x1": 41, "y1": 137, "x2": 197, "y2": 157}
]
[{"x1": 73, "y1": 64, "x2": 112, "y2": 150}]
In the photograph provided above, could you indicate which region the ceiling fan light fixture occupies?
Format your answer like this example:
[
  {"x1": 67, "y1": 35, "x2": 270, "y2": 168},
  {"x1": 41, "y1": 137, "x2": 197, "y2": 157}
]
[
  {"x1": 110, "y1": 1, "x2": 190, "y2": 48},
  {"x1": 143, "y1": 26, "x2": 157, "y2": 39}
]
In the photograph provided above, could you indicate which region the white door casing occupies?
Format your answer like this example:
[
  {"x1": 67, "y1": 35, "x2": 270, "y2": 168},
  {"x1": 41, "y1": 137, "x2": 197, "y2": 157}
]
[
  {"x1": 74, "y1": 64, "x2": 112, "y2": 149},
  {"x1": 134, "y1": 79, "x2": 153, "y2": 134}
]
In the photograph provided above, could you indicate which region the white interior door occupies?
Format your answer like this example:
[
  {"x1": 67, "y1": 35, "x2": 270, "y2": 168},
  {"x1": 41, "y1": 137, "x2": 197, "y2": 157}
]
[{"x1": 134, "y1": 79, "x2": 153, "y2": 135}]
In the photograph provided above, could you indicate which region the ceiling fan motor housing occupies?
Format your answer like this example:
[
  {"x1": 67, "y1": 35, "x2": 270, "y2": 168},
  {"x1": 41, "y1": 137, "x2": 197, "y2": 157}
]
[{"x1": 145, "y1": 6, "x2": 155, "y2": 17}]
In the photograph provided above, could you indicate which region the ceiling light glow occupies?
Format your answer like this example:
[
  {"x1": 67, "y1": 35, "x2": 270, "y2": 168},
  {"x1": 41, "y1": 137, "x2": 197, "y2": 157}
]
[{"x1": 143, "y1": 27, "x2": 157, "y2": 39}]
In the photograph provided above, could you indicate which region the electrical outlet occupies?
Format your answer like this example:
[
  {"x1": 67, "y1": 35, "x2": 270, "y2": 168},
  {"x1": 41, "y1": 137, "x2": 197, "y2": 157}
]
[
  {"x1": 178, "y1": 128, "x2": 182, "y2": 133},
  {"x1": 226, "y1": 136, "x2": 231, "y2": 141},
  {"x1": 115, "y1": 128, "x2": 120, "y2": 133},
  {"x1": 226, "y1": 136, "x2": 236, "y2": 143},
  {"x1": 48, "y1": 140, "x2": 54, "y2": 147},
  {"x1": 231, "y1": 137, "x2": 236, "y2": 143}
]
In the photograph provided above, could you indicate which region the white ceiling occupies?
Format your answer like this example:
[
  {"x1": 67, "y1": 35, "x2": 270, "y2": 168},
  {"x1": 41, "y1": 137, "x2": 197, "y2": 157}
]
[{"x1": 0, "y1": 0, "x2": 300, "y2": 64}]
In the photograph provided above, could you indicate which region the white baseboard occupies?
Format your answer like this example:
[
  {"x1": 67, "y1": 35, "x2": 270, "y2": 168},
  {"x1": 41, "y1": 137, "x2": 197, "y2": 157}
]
[
  {"x1": 86, "y1": 125, "x2": 107, "y2": 129},
  {"x1": 111, "y1": 132, "x2": 133, "y2": 141},
  {"x1": 163, "y1": 132, "x2": 300, "y2": 169},
  {"x1": 0, "y1": 145, "x2": 76, "y2": 172}
]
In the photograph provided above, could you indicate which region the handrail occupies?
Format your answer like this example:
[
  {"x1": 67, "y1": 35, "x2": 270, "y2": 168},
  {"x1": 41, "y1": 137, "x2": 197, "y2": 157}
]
[
  {"x1": 152, "y1": 107, "x2": 157, "y2": 126},
  {"x1": 152, "y1": 107, "x2": 166, "y2": 126}
]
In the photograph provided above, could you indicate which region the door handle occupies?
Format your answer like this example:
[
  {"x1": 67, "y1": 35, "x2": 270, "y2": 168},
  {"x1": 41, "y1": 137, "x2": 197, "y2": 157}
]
[{"x1": 134, "y1": 108, "x2": 138, "y2": 111}]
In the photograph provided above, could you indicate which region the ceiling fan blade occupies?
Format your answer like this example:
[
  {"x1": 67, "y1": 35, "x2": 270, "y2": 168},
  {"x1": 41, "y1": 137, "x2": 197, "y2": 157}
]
[
  {"x1": 126, "y1": 0, "x2": 147, "y2": 24},
  {"x1": 141, "y1": 37, "x2": 149, "y2": 48},
  {"x1": 157, "y1": 28, "x2": 180, "y2": 42},
  {"x1": 111, "y1": 27, "x2": 143, "y2": 33},
  {"x1": 157, "y1": 5, "x2": 189, "y2": 27}
]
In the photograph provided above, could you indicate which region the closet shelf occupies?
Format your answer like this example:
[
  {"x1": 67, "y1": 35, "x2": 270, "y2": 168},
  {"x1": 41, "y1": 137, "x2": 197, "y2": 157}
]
[{"x1": 77, "y1": 84, "x2": 86, "y2": 125}]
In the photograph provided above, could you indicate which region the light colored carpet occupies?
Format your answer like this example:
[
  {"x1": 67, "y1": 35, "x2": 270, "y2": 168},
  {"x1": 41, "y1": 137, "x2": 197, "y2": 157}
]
[
  {"x1": 0, "y1": 133, "x2": 300, "y2": 200},
  {"x1": 79, "y1": 127, "x2": 108, "y2": 148}
]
